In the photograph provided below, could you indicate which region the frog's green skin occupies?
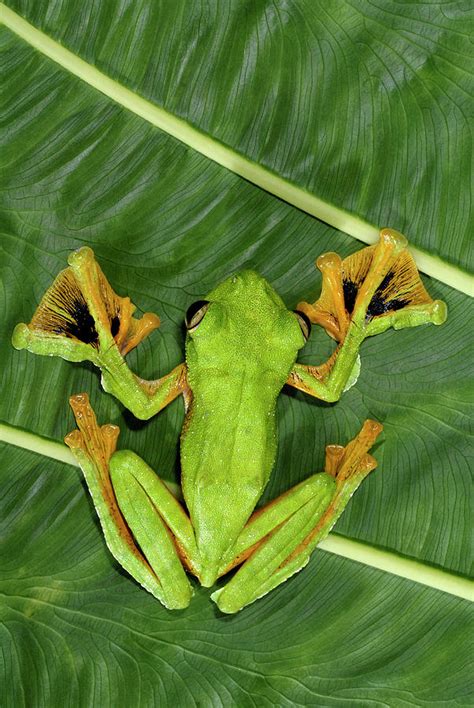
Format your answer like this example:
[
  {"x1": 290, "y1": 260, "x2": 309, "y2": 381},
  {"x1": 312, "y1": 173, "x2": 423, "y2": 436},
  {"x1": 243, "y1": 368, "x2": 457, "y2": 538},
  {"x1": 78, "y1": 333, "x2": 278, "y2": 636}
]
[
  {"x1": 182, "y1": 271, "x2": 305, "y2": 585},
  {"x1": 12, "y1": 230, "x2": 447, "y2": 613}
]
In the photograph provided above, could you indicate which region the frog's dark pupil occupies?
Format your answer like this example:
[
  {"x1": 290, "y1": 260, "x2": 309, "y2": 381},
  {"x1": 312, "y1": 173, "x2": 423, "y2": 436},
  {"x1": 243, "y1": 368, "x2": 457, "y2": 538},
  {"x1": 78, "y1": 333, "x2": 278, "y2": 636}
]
[
  {"x1": 293, "y1": 310, "x2": 311, "y2": 341},
  {"x1": 185, "y1": 300, "x2": 209, "y2": 329}
]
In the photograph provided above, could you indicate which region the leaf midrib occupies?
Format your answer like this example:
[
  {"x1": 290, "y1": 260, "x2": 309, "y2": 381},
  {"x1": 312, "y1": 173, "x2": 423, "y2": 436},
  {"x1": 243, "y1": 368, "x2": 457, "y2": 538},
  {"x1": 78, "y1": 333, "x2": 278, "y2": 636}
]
[
  {"x1": 1, "y1": 3, "x2": 473, "y2": 296},
  {"x1": 1, "y1": 421, "x2": 472, "y2": 602}
]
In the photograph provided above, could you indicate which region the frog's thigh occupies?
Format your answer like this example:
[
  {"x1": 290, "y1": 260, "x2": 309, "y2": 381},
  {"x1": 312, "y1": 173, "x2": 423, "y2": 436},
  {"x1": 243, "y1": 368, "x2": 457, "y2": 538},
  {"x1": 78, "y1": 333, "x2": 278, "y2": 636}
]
[
  {"x1": 212, "y1": 474, "x2": 335, "y2": 614},
  {"x1": 218, "y1": 473, "x2": 336, "y2": 575},
  {"x1": 213, "y1": 419, "x2": 382, "y2": 614},
  {"x1": 65, "y1": 393, "x2": 194, "y2": 610},
  {"x1": 110, "y1": 450, "x2": 198, "y2": 607}
]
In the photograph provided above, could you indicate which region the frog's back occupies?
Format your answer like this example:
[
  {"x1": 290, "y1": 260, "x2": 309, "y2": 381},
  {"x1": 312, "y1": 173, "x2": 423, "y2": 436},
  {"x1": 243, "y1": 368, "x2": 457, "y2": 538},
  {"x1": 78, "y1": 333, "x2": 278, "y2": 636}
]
[{"x1": 180, "y1": 271, "x2": 306, "y2": 585}]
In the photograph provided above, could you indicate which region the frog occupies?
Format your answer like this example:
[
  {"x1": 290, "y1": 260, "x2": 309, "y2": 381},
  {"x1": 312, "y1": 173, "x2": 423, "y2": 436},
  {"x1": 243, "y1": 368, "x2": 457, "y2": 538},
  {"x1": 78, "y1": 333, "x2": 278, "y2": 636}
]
[{"x1": 12, "y1": 228, "x2": 446, "y2": 613}]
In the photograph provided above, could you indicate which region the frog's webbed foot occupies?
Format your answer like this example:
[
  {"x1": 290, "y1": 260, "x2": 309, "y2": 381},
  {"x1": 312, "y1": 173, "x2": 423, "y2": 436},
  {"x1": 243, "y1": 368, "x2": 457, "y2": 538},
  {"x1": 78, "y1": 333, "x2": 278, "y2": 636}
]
[
  {"x1": 211, "y1": 420, "x2": 383, "y2": 614},
  {"x1": 318, "y1": 418, "x2": 383, "y2": 525},
  {"x1": 65, "y1": 393, "x2": 196, "y2": 609},
  {"x1": 289, "y1": 229, "x2": 447, "y2": 400},
  {"x1": 12, "y1": 247, "x2": 160, "y2": 364},
  {"x1": 298, "y1": 228, "x2": 446, "y2": 342}
]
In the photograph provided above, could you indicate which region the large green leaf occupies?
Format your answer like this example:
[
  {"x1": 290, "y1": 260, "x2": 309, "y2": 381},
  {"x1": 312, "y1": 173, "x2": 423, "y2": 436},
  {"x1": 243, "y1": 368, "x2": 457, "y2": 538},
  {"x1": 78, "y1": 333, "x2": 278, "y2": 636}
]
[
  {"x1": 2, "y1": 0, "x2": 472, "y2": 274},
  {"x1": 0, "y1": 3, "x2": 472, "y2": 706}
]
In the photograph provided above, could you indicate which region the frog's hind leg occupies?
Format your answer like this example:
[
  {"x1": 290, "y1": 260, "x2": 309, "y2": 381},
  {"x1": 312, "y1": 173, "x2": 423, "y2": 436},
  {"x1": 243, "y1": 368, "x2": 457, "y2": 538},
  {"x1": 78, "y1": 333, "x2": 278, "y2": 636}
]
[
  {"x1": 211, "y1": 420, "x2": 382, "y2": 614},
  {"x1": 65, "y1": 393, "x2": 197, "y2": 610}
]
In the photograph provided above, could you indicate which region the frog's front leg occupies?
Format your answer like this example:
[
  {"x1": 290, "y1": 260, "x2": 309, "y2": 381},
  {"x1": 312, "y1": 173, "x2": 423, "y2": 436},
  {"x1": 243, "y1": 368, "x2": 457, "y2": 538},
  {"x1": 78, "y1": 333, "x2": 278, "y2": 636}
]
[
  {"x1": 288, "y1": 229, "x2": 447, "y2": 401},
  {"x1": 12, "y1": 247, "x2": 184, "y2": 419},
  {"x1": 212, "y1": 420, "x2": 382, "y2": 614},
  {"x1": 65, "y1": 393, "x2": 200, "y2": 610}
]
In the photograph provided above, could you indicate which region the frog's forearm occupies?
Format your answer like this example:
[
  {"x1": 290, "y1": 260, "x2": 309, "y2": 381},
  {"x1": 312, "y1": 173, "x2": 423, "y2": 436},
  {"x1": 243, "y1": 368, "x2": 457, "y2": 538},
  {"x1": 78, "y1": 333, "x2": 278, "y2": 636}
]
[
  {"x1": 99, "y1": 346, "x2": 186, "y2": 419},
  {"x1": 289, "y1": 321, "x2": 365, "y2": 402}
]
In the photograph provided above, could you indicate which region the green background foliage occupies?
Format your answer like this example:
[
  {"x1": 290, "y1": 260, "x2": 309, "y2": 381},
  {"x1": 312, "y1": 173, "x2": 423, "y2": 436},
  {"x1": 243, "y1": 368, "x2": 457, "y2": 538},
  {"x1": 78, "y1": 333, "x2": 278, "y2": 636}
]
[{"x1": 0, "y1": 2, "x2": 472, "y2": 705}]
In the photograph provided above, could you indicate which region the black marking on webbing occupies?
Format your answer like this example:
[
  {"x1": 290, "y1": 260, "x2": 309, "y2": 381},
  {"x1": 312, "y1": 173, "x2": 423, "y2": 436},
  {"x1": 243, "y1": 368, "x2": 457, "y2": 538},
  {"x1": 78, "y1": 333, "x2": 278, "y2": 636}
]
[
  {"x1": 57, "y1": 298, "x2": 99, "y2": 345},
  {"x1": 110, "y1": 315, "x2": 120, "y2": 337},
  {"x1": 367, "y1": 270, "x2": 409, "y2": 317},
  {"x1": 343, "y1": 271, "x2": 409, "y2": 318},
  {"x1": 342, "y1": 279, "x2": 358, "y2": 314},
  {"x1": 44, "y1": 275, "x2": 100, "y2": 346},
  {"x1": 367, "y1": 294, "x2": 409, "y2": 317}
]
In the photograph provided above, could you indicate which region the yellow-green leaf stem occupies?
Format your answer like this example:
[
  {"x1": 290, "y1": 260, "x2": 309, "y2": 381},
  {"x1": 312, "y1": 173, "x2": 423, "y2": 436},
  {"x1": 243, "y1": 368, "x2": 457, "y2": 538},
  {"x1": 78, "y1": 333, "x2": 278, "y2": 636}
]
[
  {"x1": 318, "y1": 536, "x2": 473, "y2": 603},
  {"x1": 0, "y1": 422, "x2": 77, "y2": 466},
  {"x1": 0, "y1": 422, "x2": 182, "y2": 498}
]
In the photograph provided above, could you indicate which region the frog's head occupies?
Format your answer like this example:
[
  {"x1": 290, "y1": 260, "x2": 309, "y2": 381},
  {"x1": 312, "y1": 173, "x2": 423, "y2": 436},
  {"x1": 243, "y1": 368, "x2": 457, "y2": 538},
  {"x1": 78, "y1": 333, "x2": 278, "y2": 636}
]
[{"x1": 184, "y1": 270, "x2": 310, "y2": 378}]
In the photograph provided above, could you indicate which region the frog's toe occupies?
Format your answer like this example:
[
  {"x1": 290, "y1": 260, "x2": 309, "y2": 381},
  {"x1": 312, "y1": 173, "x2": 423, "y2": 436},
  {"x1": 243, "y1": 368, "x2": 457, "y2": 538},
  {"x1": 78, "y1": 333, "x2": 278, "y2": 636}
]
[
  {"x1": 324, "y1": 419, "x2": 383, "y2": 483},
  {"x1": 65, "y1": 392, "x2": 120, "y2": 466}
]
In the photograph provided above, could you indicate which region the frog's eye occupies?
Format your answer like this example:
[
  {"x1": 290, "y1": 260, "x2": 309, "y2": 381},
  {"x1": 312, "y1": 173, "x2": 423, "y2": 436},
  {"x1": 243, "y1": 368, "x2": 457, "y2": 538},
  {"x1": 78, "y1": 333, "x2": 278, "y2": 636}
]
[
  {"x1": 293, "y1": 310, "x2": 311, "y2": 341},
  {"x1": 185, "y1": 300, "x2": 210, "y2": 331}
]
